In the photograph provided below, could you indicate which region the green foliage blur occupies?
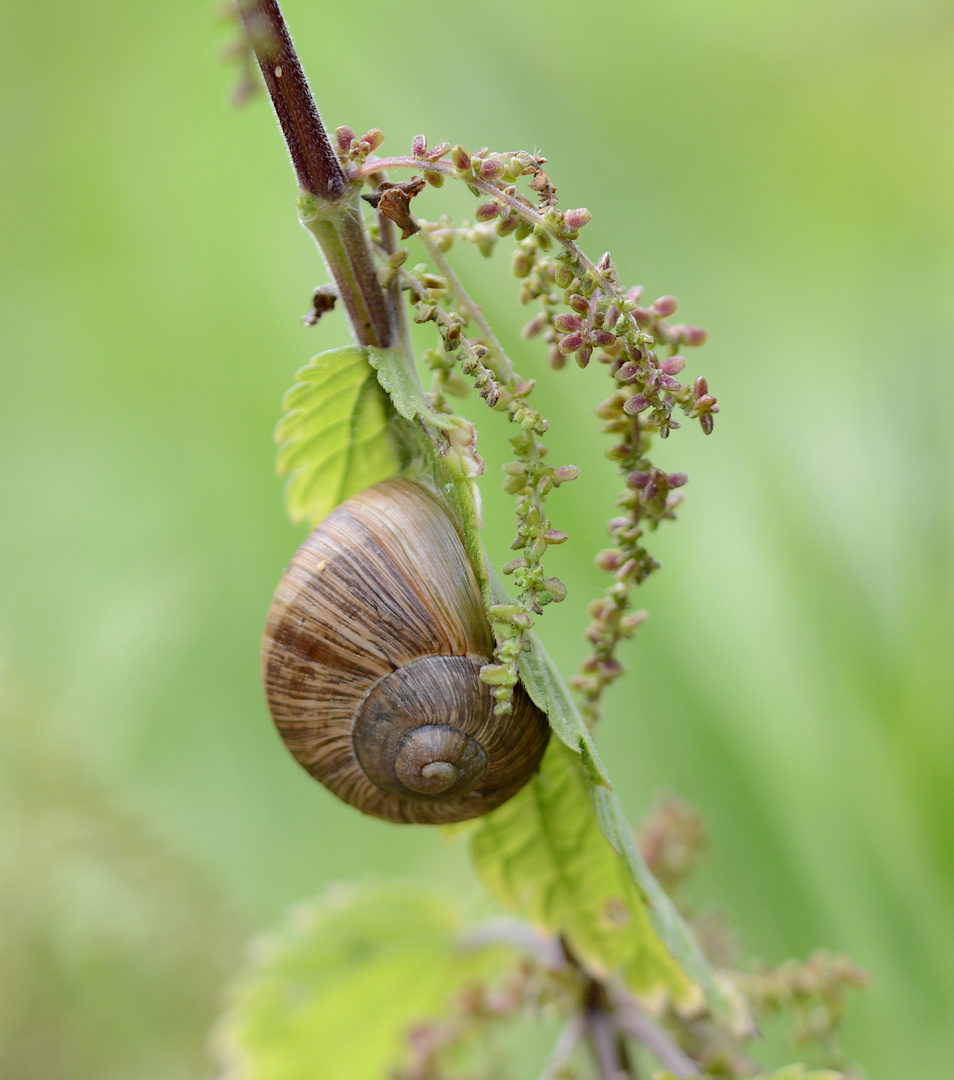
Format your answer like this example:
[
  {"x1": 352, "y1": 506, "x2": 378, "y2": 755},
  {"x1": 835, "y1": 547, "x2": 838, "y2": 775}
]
[{"x1": 1, "y1": 1, "x2": 951, "y2": 1076}]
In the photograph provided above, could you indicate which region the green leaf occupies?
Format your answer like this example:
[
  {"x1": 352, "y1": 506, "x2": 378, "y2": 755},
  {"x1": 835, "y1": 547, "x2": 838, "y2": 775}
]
[
  {"x1": 470, "y1": 739, "x2": 729, "y2": 1015},
  {"x1": 483, "y1": 567, "x2": 610, "y2": 787},
  {"x1": 212, "y1": 883, "x2": 515, "y2": 1080},
  {"x1": 276, "y1": 346, "x2": 401, "y2": 527},
  {"x1": 367, "y1": 345, "x2": 456, "y2": 430},
  {"x1": 519, "y1": 628, "x2": 611, "y2": 786}
]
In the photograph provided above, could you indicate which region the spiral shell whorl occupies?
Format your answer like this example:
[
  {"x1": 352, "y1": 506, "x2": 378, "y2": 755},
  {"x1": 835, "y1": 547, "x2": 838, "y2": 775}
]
[{"x1": 262, "y1": 479, "x2": 551, "y2": 824}]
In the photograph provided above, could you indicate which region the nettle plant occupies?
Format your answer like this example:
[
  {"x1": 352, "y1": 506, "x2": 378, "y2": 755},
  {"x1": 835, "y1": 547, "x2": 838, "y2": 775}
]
[{"x1": 214, "y1": 4, "x2": 866, "y2": 1079}]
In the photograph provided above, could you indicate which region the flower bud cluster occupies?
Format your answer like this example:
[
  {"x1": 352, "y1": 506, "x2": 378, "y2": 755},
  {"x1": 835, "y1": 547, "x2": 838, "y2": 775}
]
[
  {"x1": 637, "y1": 794, "x2": 708, "y2": 895},
  {"x1": 355, "y1": 129, "x2": 717, "y2": 725},
  {"x1": 481, "y1": 439, "x2": 579, "y2": 715},
  {"x1": 334, "y1": 124, "x2": 384, "y2": 166},
  {"x1": 738, "y1": 951, "x2": 869, "y2": 1050}
]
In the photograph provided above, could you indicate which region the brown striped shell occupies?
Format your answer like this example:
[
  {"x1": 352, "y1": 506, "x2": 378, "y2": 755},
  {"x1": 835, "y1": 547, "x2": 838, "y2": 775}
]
[{"x1": 261, "y1": 478, "x2": 551, "y2": 824}]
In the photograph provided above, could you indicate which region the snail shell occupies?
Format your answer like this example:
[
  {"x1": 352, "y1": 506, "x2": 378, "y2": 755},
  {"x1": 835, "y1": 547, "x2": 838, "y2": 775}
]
[{"x1": 262, "y1": 478, "x2": 551, "y2": 824}]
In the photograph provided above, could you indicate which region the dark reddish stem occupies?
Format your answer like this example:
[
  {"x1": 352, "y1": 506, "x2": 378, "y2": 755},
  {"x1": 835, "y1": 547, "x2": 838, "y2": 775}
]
[
  {"x1": 237, "y1": 0, "x2": 345, "y2": 200},
  {"x1": 237, "y1": 0, "x2": 394, "y2": 347}
]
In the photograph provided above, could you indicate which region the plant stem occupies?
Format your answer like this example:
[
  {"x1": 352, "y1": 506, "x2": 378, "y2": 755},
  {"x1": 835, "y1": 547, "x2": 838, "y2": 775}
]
[
  {"x1": 615, "y1": 994, "x2": 701, "y2": 1078},
  {"x1": 416, "y1": 227, "x2": 516, "y2": 382},
  {"x1": 237, "y1": 0, "x2": 394, "y2": 347},
  {"x1": 585, "y1": 980, "x2": 631, "y2": 1080}
]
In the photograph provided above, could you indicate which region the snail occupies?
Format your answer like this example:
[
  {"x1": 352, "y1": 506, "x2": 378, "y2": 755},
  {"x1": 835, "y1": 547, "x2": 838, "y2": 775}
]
[{"x1": 262, "y1": 478, "x2": 551, "y2": 824}]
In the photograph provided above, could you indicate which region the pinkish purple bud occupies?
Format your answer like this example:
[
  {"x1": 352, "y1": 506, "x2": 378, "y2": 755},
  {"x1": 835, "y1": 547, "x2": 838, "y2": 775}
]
[
  {"x1": 564, "y1": 207, "x2": 592, "y2": 230},
  {"x1": 361, "y1": 128, "x2": 384, "y2": 152},
  {"x1": 559, "y1": 332, "x2": 584, "y2": 354},
  {"x1": 569, "y1": 294, "x2": 590, "y2": 315},
  {"x1": 616, "y1": 558, "x2": 638, "y2": 582},
  {"x1": 335, "y1": 126, "x2": 356, "y2": 153},
  {"x1": 552, "y1": 464, "x2": 580, "y2": 483},
  {"x1": 451, "y1": 144, "x2": 471, "y2": 171},
  {"x1": 522, "y1": 314, "x2": 547, "y2": 339},
  {"x1": 684, "y1": 325, "x2": 708, "y2": 347},
  {"x1": 554, "y1": 313, "x2": 582, "y2": 333},
  {"x1": 633, "y1": 306, "x2": 653, "y2": 327},
  {"x1": 475, "y1": 201, "x2": 501, "y2": 221},
  {"x1": 598, "y1": 657, "x2": 623, "y2": 678},
  {"x1": 426, "y1": 141, "x2": 450, "y2": 161},
  {"x1": 661, "y1": 354, "x2": 686, "y2": 375},
  {"x1": 479, "y1": 157, "x2": 505, "y2": 181},
  {"x1": 588, "y1": 598, "x2": 612, "y2": 619},
  {"x1": 616, "y1": 361, "x2": 640, "y2": 383},
  {"x1": 590, "y1": 329, "x2": 617, "y2": 347},
  {"x1": 627, "y1": 471, "x2": 650, "y2": 489},
  {"x1": 622, "y1": 394, "x2": 649, "y2": 415},
  {"x1": 606, "y1": 516, "x2": 629, "y2": 535},
  {"x1": 544, "y1": 529, "x2": 569, "y2": 544},
  {"x1": 694, "y1": 375, "x2": 709, "y2": 397},
  {"x1": 668, "y1": 472, "x2": 689, "y2": 488},
  {"x1": 576, "y1": 346, "x2": 593, "y2": 367},
  {"x1": 700, "y1": 413, "x2": 714, "y2": 435},
  {"x1": 597, "y1": 252, "x2": 612, "y2": 272},
  {"x1": 596, "y1": 548, "x2": 622, "y2": 572},
  {"x1": 658, "y1": 373, "x2": 682, "y2": 391},
  {"x1": 625, "y1": 285, "x2": 644, "y2": 304},
  {"x1": 412, "y1": 133, "x2": 427, "y2": 157},
  {"x1": 543, "y1": 577, "x2": 567, "y2": 602},
  {"x1": 620, "y1": 611, "x2": 648, "y2": 632},
  {"x1": 605, "y1": 305, "x2": 619, "y2": 327},
  {"x1": 652, "y1": 294, "x2": 678, "y2": 317}
]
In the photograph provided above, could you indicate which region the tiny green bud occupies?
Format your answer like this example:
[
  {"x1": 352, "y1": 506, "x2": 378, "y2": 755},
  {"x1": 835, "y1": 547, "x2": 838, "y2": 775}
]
[
  {"x1": 512, "y1": 249, "x2": 534, "y2": 278},
  {"x1": 555, "y1": 262, "x2": 575, "y2": 289},
  {"x1": 479, "y1": 664, "x2": 519, "y2": 688},
  {"x1": 502, "y1": 556, "x2": 528, "y2": 575}
]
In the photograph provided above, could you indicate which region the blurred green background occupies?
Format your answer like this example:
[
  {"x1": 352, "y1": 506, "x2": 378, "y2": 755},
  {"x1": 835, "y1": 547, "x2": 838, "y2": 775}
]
[{"x1": 1, "y1": 0, "x2": 951, "y2": 1076}]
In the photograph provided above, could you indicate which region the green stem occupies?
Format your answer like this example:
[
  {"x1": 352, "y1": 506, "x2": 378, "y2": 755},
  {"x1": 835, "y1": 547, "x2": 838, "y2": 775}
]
[
  {"x1": 299, "y1": 199, "x2": 395, "y2": 347},
  {"x1": 416, "y1": 228, "x2": 515, "y2": 382}
]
